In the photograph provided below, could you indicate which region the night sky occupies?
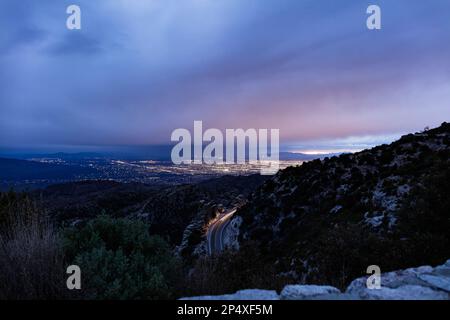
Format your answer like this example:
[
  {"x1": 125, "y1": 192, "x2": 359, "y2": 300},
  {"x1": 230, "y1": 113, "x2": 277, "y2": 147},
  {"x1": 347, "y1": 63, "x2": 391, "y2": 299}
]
[{"x1": 1, "y1": 0, "x2": 450, "y2": 153}]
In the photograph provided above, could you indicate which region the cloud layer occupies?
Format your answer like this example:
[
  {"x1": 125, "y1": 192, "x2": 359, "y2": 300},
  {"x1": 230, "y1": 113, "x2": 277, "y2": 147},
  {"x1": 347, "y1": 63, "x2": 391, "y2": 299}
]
[{"x1": 1, "y1": 0, "x2": 450, "y2": 149}]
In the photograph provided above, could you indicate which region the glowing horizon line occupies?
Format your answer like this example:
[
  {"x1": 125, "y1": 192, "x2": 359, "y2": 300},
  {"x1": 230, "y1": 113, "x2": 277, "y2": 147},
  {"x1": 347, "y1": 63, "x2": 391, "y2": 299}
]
[{"x1": 293, "y1": 148, "x2": 364, "y2": 155}]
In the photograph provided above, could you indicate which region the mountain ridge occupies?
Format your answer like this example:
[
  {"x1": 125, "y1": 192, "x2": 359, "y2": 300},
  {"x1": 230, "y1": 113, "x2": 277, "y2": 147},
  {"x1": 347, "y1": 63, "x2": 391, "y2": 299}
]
[{"x1": 230, "y1": 122, "x2": 450, "y2": 288}]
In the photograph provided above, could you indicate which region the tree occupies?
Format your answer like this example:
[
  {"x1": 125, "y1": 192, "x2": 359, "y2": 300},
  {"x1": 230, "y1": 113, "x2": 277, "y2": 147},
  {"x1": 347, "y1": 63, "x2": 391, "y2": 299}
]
[{"x1": 63, "y1": 215, "x2": 182, "y2": 299}]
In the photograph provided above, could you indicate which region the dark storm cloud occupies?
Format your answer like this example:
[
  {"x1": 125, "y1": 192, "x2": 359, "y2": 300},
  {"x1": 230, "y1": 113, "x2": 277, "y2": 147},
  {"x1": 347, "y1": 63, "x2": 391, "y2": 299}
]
[{"x1": 1, "y1": 0, "x2": 450, "y2": 149}]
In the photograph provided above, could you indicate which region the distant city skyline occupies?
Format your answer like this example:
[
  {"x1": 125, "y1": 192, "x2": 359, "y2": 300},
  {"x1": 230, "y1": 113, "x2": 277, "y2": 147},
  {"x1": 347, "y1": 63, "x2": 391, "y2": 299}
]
[{"x1": 1, "y1": 0, "x2": 450, "y2": 153}]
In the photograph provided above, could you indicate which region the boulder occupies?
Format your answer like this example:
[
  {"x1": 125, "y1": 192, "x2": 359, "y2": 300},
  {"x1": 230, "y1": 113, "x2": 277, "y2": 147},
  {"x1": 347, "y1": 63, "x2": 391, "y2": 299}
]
[
  {"x1": 346, "y1": 259, "x2": 450, "y2": 300},
  {"x1": 180, "y1": 289, "x2": 279, "y2": 300},
  {"x1": 280, "y1": 285, "x2": 340, "y2": 300},
  {"x1": 353, "y1": 285, "x2": 448, "y2": 300}
]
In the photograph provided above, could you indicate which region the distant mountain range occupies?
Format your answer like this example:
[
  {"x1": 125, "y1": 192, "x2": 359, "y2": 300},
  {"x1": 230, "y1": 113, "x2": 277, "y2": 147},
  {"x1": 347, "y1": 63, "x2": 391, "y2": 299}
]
[
  {"x1": 0, "y1": 157, "x2": 97, "y2": 181},
  {"x1": 0, "y1": 148, "x2": 335, "y2": 162}
]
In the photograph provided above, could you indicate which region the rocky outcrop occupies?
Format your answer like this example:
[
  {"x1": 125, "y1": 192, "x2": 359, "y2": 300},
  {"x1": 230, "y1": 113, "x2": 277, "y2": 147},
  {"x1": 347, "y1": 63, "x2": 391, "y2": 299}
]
[
  {"x1": 280, "y1": 285, "x2": 341, "y2": 300},
  {"x1": 176, "y1": 203, "x2": 219, "y2": 261},
  {"x1": 181, "y1": 260, "x2": 450, "y2": 300},
  {"x1": 345, "y1": 260, "x2": 450, "y2": 300},
  {"x1": 222, "y1": 216, "x2": 242, "y2": 250}
]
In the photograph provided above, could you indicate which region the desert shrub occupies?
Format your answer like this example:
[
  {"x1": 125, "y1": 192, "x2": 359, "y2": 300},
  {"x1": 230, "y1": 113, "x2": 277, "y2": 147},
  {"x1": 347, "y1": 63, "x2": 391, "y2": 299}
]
[
  {"x1": 378, "y1": 149, "x2": 394, "y2": 165},
  {"x1": 359, "y1": 153, "x2": 375, "y2": 166},
  {"x1": 0, "y1": 194, "x2": 67, "y2": 299},
  {"x1": 62, "y1": 215, "x2": 182, "y2": 299},
  {"x1": 0, "y1": 191, "x2": 33, "y2": 227},
  {"x1": 444, "y1": 136, "x2": 450, "y2": 146},
  {"x1": 304, "y1": 224, "x2": 404, "y2": 289},
  {"x1": 395, "y1": 166, "x2": 450, "y2": 267}
]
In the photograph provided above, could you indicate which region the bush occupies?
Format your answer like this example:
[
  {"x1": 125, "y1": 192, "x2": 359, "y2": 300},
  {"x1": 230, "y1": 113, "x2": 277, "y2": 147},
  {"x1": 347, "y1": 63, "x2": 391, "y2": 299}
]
[
  {"x1": 304, "y1": 224, "x2": 404, "y2": 289},
  {"x1": 0, "y1": 191, "x2": 32, "y2": 228},
  {"x1": 396, "y1": 166, "x2": 450, "y2": 267},
  {"x1": 0, "y1": 194, "x2": 66, "y2": 299},
  {"x1": 63, "y1": 215, "x2": 181, "y2": 299}
]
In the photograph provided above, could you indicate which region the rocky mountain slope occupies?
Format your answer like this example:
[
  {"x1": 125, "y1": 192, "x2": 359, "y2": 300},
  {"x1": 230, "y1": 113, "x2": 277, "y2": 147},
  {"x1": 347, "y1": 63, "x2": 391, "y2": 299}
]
[
  {"x1": 136, "y1": 175, "x2": 268, "y2": 261},
  {"x1": 232, "y1": 123, "x2": 450, "y2": 288}
]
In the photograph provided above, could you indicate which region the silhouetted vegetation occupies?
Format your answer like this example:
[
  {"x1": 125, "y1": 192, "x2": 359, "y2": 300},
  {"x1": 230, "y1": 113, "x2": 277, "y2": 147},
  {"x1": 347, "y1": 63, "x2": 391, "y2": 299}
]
[
  {"x1": 63, "y1": 215, "x2": 182, "y2": 299},
  {"x1": 0, "y1": 192, "x2": 67, "y2": 299},
  {"x1": 183, "y1": 242, "x2": 293, "y2": 296},
  {"x1": 0, "y1": 193, "x2": 183, "y2": 300}
]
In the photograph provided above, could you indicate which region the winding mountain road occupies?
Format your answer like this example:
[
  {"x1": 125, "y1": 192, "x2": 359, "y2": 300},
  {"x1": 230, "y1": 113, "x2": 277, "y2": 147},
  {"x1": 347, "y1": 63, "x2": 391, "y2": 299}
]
[{"x1": 207, "y1": 209, "x2": 236, "y2": 255}]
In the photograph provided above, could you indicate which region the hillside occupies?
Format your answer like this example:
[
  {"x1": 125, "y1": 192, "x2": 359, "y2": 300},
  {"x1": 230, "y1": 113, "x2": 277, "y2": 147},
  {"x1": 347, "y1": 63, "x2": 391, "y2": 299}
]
[
  {"x1": 32, "y1": 175, "x2": 268, "y2": 250},
  {"x1": 232, "y1": 122, "x2": 450, "y2": 288},
  {"x1": 0, "y1": 157, "x2": 97, "y2": 181}
]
